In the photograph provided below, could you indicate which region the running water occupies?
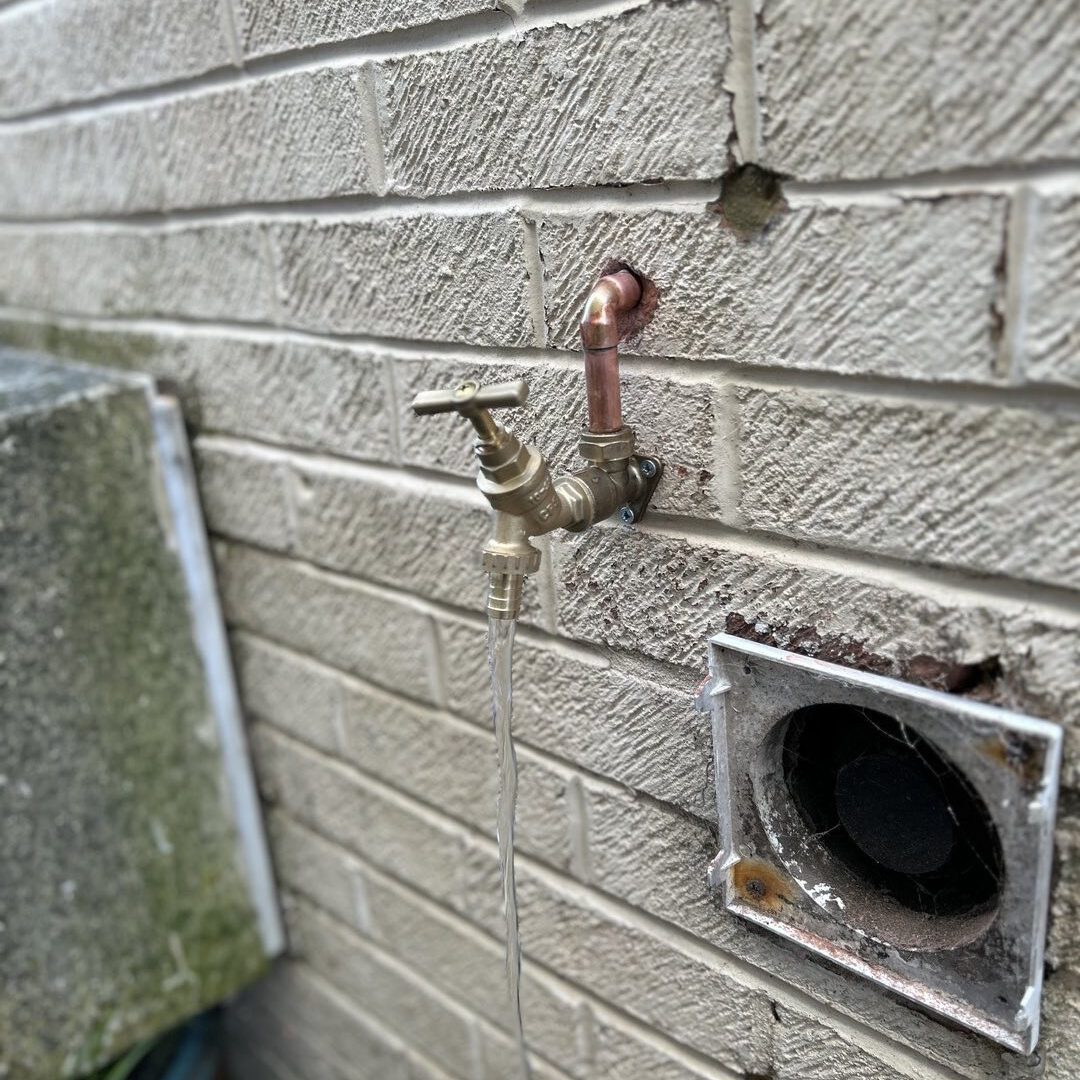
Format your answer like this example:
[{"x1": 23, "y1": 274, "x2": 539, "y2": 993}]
[{"x1": 487, "y1": 615, "x2": 532, "y2": 1080}]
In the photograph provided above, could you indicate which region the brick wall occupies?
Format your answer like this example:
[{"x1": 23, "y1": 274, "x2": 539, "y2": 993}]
[{"x1": 1, "y1": 1, "x2": 1079, "y2": 1077}]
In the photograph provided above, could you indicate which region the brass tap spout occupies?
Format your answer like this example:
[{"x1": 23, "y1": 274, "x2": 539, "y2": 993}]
[{"x1": 410, "y1": 272, "x2": 661, "y2": 621}]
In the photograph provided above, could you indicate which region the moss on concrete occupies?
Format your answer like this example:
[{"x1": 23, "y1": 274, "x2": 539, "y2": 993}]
[{"x1": 0, "y1": 356, "x2": 267, "y2": 1079}]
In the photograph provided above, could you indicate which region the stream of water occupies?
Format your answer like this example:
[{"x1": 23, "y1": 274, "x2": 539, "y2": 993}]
[{"x1": 487, "y1": 615, "x2": 532, "y2": 1080}]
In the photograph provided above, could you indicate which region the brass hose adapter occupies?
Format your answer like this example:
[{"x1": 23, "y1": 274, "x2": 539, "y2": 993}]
[{"x1": 411, "y1": 272, "x2": 662, "y2": 620}]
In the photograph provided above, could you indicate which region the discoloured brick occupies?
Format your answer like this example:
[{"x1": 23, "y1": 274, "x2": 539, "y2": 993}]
[
  {"x1": 270, "y1": 213, "x2": 534, "y2": 345},
  {"x1": 539, "y1": 198, "x2": 1006, "y2": 379},
  {"x1": 216, "y1": 542, "x2": 440, "y2": 703},
  {"x1": 0, "y1": 225, "x2": 277, "y2": 322},
  {"x1": 151, "y1": 68, "x2": 375, "y2": 209},
  {"x1": 736, "y1": 386, "x2": 1080, "y2": 588},
  {"x1": 394, "y1": 353, "x2": 723, "y2": 518},
  {"x1": 552, "y1": 528, "x2": 1080, "y2": 722},
  {"x1": 758, "y1": 0, "x2": 1080, "y2": 179},
  {"x1": 382, "y1": 1, "x2": 730, "y2": 196},
  {"x1": 1026, "y1": 195, "x2": 1080, "y2": 387},
  {"x1": 0, "y1": 0, "x2": 230, "y2": 118},
  {"x1": 235, "y1": 0, "x2": 496, "y2": 59}
]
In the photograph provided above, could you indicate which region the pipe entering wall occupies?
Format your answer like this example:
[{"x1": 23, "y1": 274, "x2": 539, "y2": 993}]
[{"x1": 580, "y1": 269, "x2": 642, "y2": 433}]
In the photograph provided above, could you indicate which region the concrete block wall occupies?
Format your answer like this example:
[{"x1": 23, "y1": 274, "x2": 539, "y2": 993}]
[{"x1": 1, "y1": 1, "x2": 1078, "y2": 1077}]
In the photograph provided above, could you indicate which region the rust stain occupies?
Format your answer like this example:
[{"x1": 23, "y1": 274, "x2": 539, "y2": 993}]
[
  {"x1": 731, "y1": 858, "x2": 797, "y2": 915},
  {"x1": 980, "y1": 733, "x2": 1044, "y2": 790}
]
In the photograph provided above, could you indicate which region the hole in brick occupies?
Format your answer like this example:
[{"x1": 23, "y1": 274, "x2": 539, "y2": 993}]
[
  {"x1": 710, "y1": 163, "x2": 788, "y2": 239},
  {"x1": 782, "y1": 704, "x2": 1004, "y2": 925}
]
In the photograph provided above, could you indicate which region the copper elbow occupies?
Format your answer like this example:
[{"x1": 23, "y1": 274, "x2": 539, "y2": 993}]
[{"x1": 580, "y1": 270, "x2": 642, "y2": 433}]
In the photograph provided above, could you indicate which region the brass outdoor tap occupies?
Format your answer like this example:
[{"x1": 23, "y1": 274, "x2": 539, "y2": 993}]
[{"x1": 411, "y1": 271, "x2": 662, "y2": 621}]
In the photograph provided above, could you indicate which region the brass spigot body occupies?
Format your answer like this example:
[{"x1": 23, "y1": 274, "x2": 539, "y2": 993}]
[{"x1": 410, "y1": 272, "x2": 661, "y2": 620}]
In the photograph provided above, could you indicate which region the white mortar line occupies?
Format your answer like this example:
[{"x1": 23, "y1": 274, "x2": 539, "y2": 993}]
[
  {"x1": 0, "y1": 0, "x2": 652, "y2": 129},
  {"x1": 520, "y1": 215, "x2": 550, "y2": 347},
  {"x1": 7, "y1": 306, "x2": 1080, "y2": 416},
  {"x1": 358, "y1": 64, "x2": 389, "y2": 197},
  {"x1": 1001, "y1": 185, "x2": 1037, "y2": 384},
  {"x1": 216, "y1": 0, "x2": 244, "y2": 70},
  {"x1": 725, "y1": 0, "x2": 761, "y2": 163}
]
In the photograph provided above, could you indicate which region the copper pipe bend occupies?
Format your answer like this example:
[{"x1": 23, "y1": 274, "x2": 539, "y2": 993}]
[{"x1": 580, "y1": 270, "x2": 642, "y2": 433}]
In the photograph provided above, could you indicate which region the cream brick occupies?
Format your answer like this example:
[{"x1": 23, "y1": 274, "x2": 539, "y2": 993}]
[
  {"x1": 771, "y1": 1005, "x2": 910, "y2": 1080},
  {"x1": 0, "y1": 113, "x2": 161, "y2": 217},
  {"x1": 339, "y1": 680, "x2": 574, "y2": 870},
  {"x1": 1026, "y1": 195, "x2": 1080, "y2": 387},
  {"x1": 438, "y1": 618, "x2": 714, "y2": 818},
  {"x1": 736, "y1": 386, "x2": 1080, "y2": 588},
  {"x1": 514, "y1": 868, "x2": 774, "y2": 1075},
  {"x1": 286, "y1": 899, "x2": 483, "y2": 1080},
  {"x1": 270, "y1": 213, "x2": 534, "y2": 345},
  {"x1": 235, "y1": 0, "x2": 496, "y2": 59},
  {"x1": 233, "y1": 633, "x2": 344, "y2": 755},
  {"x1": 151, "y1": 68, "x2": 375, "y2": 209},
  {"x1": 0, "y1": 0, "x2": 230, "y2": 118},
  {"x1": 539, "y1": 199, "x2": 1007, "y2": 379},
  {"x1": 395, "y1": 353, "x2": 723, "y2": 518},
  {"x1": 215, "y1": 543, "x2": 440, "y2": 703},
  {"x1": 758, "y1": 0, "x2": 1080, "y2": 179},
  {"x1": 195, "y1": 439, "x2": 294, "y2": 553},
  {"x1": 0, "y1": 225, "x2": 277, "y2": 322},
  {"x1": 552, "y1": 529, "x2": 1080, "y2": 721},
  {"x1": 381, "y1": 1, "x2": 730, "y2": 196}
]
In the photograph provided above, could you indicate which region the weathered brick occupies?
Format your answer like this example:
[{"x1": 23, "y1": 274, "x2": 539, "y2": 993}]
[
  {"x1": 438, "y1": 617, "x2": 714, "y2": 819},
  {"x1": 771, "y1": 1005, "x2": 911, "y2": 1080},
  {"x1": 736, "y1": 386, "x2": 1080, "y2": 588},
  {"x1": 235, "y1": 0, "x2": 496, "y2": 59},
  {"x1": 394, "y1": 353, "x2": 723, "y2": 518},
  {"x1": 339, "y1": 679, "x2": 574, "y2": 870},
  {"x1": 552, "y1": 528, "x2": 1080, "y2": 722},
  {"x1": 381, "y1": 1, "x2": 730, "y2": 196},
  {"x1": 289, "y1": 461, "x2": 492, "y2": 610},
  {"x1": 0, "y1": 112, "x2": 161, "y2": 217},
  {"x1": 0, "y1": 0, "x2": 230, "y2": 118},
  {"x1": 515, "y1": 867, "x2": 774, "y2": 1074},
  {"x1": 151, "y1": 68, "x2": 375, "y2": 209},
  {"x1": 286, "y1": 899, "x2": 483, "y2": 1080},
  {"x1": 539, "y1": 198, "x2": 1006, "y2": 379},
  {"x1": 0, "y1": 224, "x2": 277, "y2": 322},
  {"x1": 270, "y1": 213, "x2": 534, "y2": 345},
  {"x1": 195, "y1": 440, "x2": 294, "y2": 553},
  {"x1": 215, "y1": 543, "x2": 440, "y2": 703},
  {"x1": 227, "y1": 960, "x2": 434, "y2": 1080},
  {"x1": 233, "y1": 632, "x2": 345, "y2": 755},
  {"x1": 1025, "y1": 195, "x2": 1080, "y2": 387},
  {"x1": 757, "y1": 0, "x2": 1080, "y2": 179}
]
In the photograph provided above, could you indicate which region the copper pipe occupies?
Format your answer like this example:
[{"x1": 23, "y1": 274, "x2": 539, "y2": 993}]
[{"x1": 580, "y1": 270, "x2": 641, "y2": 433}]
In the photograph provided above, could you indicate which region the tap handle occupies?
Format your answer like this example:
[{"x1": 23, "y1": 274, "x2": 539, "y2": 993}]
[{"x1": 411, "y1": 379, "x2": 529, "y2": 417}]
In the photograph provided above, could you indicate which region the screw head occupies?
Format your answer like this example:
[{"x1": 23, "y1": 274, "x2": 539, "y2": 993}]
[
  {"x1": 639, "y1": 458, "x2": 657, "y2": 479},
  {"x1": 618, "y1": 506, "x2": 635, "y2": 525}
]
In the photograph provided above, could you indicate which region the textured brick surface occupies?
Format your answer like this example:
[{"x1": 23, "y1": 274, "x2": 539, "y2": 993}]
[
  {"x1": 271, "y1": 213, "x2": 534, "y2": 344},
  {"x1": 0, "y1": 0, "x2": 230, "y2": 118},
  {"x1": 553, "y1": 528, "x2": 1080, "y2": 721},
  {"x1": 0, "y1": 113, "x2": 161, "y2": 217},
  {"x1": 758, "y1": 0, "x2": 1080, "y2": 179},
  {"x1": 395, "y1": 353, "x2": 723, "y2": 517},
  {"x1": 736, "y1": 387, "x2": 1080, "y2": 588},
  {"x1": 216, "y1": 543, "x2": 440, "y2": 704},
  {"x1": 1026, "y1": 195, "x2": 1080, "y2": 386},
  {"x1": 539, "y1": 198, "x2": 1007, "y2": 379},
  {"x1": 236, "y1": 0, "x2": 496, "y2": 58},
  {"x1": 381, "y1": 1, "x2": 730, "y2": 196},
  {"x1": 0, "y1": 225, "x2": 277, "y2": 322},
  {"x1": 151, "y1": 68, "x2": 376, "y2": 209}
]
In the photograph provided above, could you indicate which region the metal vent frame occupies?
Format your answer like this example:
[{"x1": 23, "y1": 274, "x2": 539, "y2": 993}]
[{"x1": 705, "y1": 634, "x2": 1062, "y2": 1054}]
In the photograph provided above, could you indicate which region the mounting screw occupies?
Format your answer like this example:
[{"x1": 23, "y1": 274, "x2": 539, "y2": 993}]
[
  {"x1": 640, "y1": 458, "x2": 658, "y2": 479},
  {"x1": 618, "y1": 506, "x2": 636, "y2": 525}
]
